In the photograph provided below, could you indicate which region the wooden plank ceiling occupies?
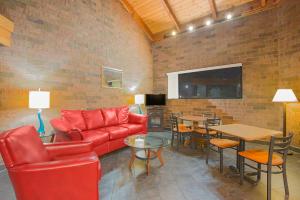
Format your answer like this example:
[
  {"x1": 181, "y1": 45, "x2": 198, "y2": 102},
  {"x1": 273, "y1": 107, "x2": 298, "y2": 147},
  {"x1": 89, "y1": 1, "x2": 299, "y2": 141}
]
[{"x1": 120, "y1": 0, "x2": 279, "y2": 41}]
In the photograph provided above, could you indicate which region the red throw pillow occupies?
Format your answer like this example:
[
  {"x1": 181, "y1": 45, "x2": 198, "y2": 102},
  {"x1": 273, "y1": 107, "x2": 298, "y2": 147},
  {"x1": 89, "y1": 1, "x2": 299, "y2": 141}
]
[
  {"x1": 117, "y1": 106, "x2": 129, "y2": 124},
  {"x1": 101, "y1": 108, "x2": 119, "y2": 126},
  {"x1": 61, "y1": 110, "x2": 87, "y2": 131},
  {"x1": 82, "y1": 109, "x2": 105, "y2": 130}
]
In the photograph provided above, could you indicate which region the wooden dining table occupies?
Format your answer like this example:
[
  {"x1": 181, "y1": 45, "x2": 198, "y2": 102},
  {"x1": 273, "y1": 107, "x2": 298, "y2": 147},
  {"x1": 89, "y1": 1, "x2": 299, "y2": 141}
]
[{"x1": 210, "y1": 124, "x2": 282, "y2": 180}]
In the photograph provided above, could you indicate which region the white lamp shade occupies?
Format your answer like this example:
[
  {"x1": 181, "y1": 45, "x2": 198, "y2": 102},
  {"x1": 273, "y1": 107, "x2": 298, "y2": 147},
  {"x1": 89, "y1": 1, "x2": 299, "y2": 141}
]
[
  {"x1": 135, "y1": 94, "x2": 145, "y2": 104},
  {"x1": 272, "y1": 89, "x2": 298, "y2": 103},
  {"x1": 29, "y1": 91, "x2": 50, "y2": 109}
]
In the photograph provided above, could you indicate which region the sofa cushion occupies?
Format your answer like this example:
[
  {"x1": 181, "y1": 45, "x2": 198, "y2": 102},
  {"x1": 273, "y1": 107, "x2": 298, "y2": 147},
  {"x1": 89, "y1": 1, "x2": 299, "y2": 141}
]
[
  {"x1": 101, "y1": 108, "x2": 119, "y2": 127},
  {"x1": 81, "y1": 129, "x2": 109, "y2": 147},
  {"x1": 61, "y1": 110, "x2": 87, "y2": 131},
  {"x1": 117, "y1": 106, "x2": 129, "y2": 124},
  {"x1": 120, "y1": 123, "x2": 144, "y2": 135},
  {"x1": 106, "y1": 126, "x2": 129, "y2": 140},
  {"x1": 82, "y1": 109, "x2": 105, "y2": 130}
]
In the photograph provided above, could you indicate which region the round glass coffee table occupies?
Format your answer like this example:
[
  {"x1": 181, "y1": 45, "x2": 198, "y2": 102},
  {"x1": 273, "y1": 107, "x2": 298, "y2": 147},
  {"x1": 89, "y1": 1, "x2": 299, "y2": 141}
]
[{"x1": 124, "y1": 134, "x2": 170, "y2": 175}]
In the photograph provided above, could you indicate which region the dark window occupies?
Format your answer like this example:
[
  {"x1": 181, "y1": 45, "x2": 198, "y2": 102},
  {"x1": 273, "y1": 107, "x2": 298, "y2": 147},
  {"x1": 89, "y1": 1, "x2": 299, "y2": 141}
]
[{"x1": 178, "y1": 67, "x2": 242, "y2": 99}]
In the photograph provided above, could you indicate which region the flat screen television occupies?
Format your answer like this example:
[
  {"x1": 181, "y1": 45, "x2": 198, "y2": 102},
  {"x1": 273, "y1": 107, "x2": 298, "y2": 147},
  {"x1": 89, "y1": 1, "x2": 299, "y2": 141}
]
[
  {"x1": 145, "y1": 94, "x2": 166, "y2": 106},
  {"x1": 178, "y1": 66, "x2": 242, "y2": 99}
]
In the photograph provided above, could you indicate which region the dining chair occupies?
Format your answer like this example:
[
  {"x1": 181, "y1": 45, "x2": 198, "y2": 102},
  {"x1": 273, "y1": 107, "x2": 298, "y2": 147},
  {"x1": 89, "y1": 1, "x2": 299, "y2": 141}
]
[
  {"x1": 205, "y1": 118, "x2": 239, "y2": 173},
  {"x1": 195, "y1": 112, "x2": 216, "y2": 128},
  {"x1": 193, "y1": 116, "x2": 220, "y2": 149},
  {"x1": 170, "y1": 113, "x2": 193, "y2": 150},
  {"x1": 239, "y1": 134, "x2": 293, "y2": 200}
]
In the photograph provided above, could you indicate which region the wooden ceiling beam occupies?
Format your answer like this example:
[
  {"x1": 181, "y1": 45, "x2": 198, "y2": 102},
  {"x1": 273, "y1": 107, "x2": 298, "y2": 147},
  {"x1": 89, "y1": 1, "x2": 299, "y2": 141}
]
[
  {"x1": 160, "y1": 0, "x2": 180, "y2": 31},
  {"x1": 154, "y1": 0, "x2": 280, "y2": 42},
  {"x1": 119, "y1": 0, "x2": 154, "y2": 41},
  {"x1": 208, "y1": 0, "x2": 218, "y2": 19}
]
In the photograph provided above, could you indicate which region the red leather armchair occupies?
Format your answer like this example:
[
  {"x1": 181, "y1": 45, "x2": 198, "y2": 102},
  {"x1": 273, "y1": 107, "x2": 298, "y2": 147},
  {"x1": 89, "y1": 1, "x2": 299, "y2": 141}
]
[{"x1": 0, "y1": 126, "x2": 101, "y2": 200}]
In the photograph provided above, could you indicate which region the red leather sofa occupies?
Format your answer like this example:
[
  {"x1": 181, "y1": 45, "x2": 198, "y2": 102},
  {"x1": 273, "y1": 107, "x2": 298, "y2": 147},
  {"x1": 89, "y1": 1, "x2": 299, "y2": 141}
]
[
  {"x1": 0, "y1": 126, "x2": 100, "y2": 200},
  {"x1": 50, "y1": 106, "x2": 148, "y2": 156}
]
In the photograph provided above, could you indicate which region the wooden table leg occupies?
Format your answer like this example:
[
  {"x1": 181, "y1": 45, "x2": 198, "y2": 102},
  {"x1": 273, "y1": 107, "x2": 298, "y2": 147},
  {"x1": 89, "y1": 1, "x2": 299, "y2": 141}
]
[
  {"x1": 157, "y1": 147, "x2": 164, "y2": 167},
  {"x1": 146, "y1": 149, "x2": 151, "y2": 175},
  {"x1": 129, "y1": 147, "x2": 136, "y2": 170}
]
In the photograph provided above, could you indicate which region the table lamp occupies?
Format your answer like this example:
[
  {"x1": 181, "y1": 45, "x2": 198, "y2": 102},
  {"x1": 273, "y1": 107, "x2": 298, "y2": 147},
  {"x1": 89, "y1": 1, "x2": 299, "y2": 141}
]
[
  {"x1": 29, "y1": 89, "x2": 50, "y2": 135},
  {"x1": 272, "y1": 89, "x2": 298, "y2": 137},
  {"x1": 135, "y1": 94, "x2": 144, "y2": 114}
]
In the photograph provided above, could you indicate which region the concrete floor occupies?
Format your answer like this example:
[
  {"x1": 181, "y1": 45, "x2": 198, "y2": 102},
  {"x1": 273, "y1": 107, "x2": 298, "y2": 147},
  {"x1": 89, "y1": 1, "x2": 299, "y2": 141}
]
[{"x1": 1, "y1": 132, "x2": 300, "y2": 200}]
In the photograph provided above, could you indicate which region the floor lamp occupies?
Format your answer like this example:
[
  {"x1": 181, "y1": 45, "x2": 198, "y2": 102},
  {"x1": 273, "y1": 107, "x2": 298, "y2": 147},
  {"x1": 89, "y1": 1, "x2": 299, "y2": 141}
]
[{"x1": 272, "y1": 89, "x2": 298, "y2": 137}]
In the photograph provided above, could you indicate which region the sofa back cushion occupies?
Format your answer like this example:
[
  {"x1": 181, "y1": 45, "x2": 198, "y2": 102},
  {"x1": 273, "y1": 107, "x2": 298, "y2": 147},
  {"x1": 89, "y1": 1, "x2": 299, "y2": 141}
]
[
  {"x1": 82, "y1": 109, "x2": 105, "y2": 130},
  {"x1": 61, "y1": 110, "x2": 87, "y2": 131},
  {"x1": 0, "y1": 126, "x2": 50, "y2": 168},
  {"x1": 101, "y1": 108, "x2": 119, "y2": 126},
  {"x1": 117, "y1": 106, "x2": 129, "y2": 124}
]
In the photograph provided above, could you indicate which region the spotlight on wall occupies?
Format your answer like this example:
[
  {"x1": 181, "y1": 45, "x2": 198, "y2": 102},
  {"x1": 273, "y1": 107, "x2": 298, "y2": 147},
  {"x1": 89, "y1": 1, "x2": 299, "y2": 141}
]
[
  {"x1": 226, "y1": 13, "x2": 233, "y2": 20},
  {"x1": 129, "y1": 86, "x2": 137, "y2": 92},
  {"x1": 187, "y1": 25, "x2": 194, "y2": 32},
  {"x1": 205, "y1": 20, "x2": 212, "y2": 26},
  {"x1": 171, "y1": 30, "x2": 177, "y2": 36}
]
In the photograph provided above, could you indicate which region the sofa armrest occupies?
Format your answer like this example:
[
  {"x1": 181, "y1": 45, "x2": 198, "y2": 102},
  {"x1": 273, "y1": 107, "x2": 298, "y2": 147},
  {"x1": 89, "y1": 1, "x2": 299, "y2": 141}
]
[
  {"x1": 44, "y1": 141, "x2": 93, "y2": 158},
  {"x1": 128, "y1": 113, "x2": 148, "y2": 124},
  {"x1": 50, "y1": 118, "x2": 71, "y2": 132},
  {"x1": 9, "y1": 156, "x2": 100, "y2": 200},
  {"x1": 50, "y1": 118, "x2": 83, "y2": 141}
]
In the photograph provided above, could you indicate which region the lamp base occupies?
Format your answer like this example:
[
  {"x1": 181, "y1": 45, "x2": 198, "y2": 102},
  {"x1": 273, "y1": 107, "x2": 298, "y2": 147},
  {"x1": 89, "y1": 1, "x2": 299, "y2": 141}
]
[
  {"x1": 37, "y1": 109, "x2": 45, "y2": 135},
  {"x1": 137, "y1": 105, "x2": 144, "y2": 115}
]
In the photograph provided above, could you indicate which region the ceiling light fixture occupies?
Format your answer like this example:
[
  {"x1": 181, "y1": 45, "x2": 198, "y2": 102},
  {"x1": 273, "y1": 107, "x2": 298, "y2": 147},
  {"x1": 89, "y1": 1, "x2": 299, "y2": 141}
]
[
  {"x1": 171, "y1": 30, "x2": 177, "y2": 36},
  {"x1": 226, "y1": 13, "x2": 233, "y2": 20},
  {"x1": 187, "y1": 25, "x2": 194, "y2": 32},
  {"x1": 205, "y1": 20, "x2": 212, "y2": 26}
]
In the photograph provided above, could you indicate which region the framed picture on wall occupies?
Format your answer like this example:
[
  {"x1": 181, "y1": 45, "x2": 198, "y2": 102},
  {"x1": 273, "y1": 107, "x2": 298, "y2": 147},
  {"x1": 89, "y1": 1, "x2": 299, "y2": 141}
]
[{"x1": 102, "y1": 66, "x2": 123, "y2": 89}]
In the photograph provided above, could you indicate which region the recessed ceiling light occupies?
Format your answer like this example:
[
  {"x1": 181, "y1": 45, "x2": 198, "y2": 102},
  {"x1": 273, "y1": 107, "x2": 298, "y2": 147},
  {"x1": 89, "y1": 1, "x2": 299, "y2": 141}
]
[
  {"x1": 205, "y1": 20, "x2": 212, "y2": 26},
  {"x1": 188, "y1": 25, "x2": 194, "y2": 32},
  {"x1": 226, "y1": 13, "x2": 233, "y2": 20},
  {"x1": 171, "y1": 30, "x2": 177, "y2": 36}
]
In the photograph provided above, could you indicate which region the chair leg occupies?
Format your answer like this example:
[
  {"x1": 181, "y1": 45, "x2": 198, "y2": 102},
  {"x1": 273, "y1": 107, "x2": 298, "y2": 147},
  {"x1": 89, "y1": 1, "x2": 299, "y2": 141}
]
[
  {"x1": 219, "y1": 148, "x2": 223, "y2": 173},
  {"x1": 177, "y1": 133, "x2": 181, "y2": 150},
  {"x1": 267, "y1": 166, "x2": 272, "y2": 200},
  {"x1": 282, "y1": 163, "x2": 289, "y2": 199},
  {"x1": 171, "y1": 131, "x2": 175, "y2": 147},
  {"x1": 239, "y1": 156, "x2": 244, "y2": 185},
  {"x1": 236, "y1": 148, "x2": 239, "y2": 171},
  {"x1": 257, "y1": 163, "x2": 261, "y2": 182},
  {"x1": 206, "y1": 143, "x2": 209, "y2": 165}
]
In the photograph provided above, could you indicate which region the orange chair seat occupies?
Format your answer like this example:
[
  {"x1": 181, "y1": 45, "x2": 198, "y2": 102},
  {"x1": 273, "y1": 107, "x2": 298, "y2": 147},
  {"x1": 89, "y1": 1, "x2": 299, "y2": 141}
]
[
  {"x1": 194, "y1": 128, "x2": 217, "y2": 135},
  {"x1": 210, "y1": 138, "x2": 239, "y2": 148},
  {"x1": 239, "y1": 149, "x2": 283, "y2": 166},
  {"x1": 173, "y1": 124, "x2": 193, "y2": 133}
]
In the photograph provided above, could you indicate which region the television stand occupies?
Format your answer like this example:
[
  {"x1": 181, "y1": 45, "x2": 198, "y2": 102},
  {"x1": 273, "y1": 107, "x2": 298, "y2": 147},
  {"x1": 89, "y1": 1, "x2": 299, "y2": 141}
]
[{"x1": 147, "y1": 106, "x2": 164, "y2": 132}]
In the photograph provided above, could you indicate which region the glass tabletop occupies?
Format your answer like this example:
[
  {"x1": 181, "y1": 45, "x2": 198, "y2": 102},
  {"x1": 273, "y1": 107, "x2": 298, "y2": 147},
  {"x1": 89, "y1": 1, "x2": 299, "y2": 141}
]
[{"x1": 124, "y1": 134, "x2": 170, "y2": 149}]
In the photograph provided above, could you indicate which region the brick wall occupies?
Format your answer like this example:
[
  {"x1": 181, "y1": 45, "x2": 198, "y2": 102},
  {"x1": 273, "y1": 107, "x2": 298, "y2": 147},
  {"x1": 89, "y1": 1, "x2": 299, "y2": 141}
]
[
  {"x1": 278, "y1": 0, "x2": 300, "y2": 147},
  {"x1": 152, "y1": 0, "x2": 300, "y2": 146},
  {"x1": 0, "y1": 0, "x2": 153, "y2": 134}
]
